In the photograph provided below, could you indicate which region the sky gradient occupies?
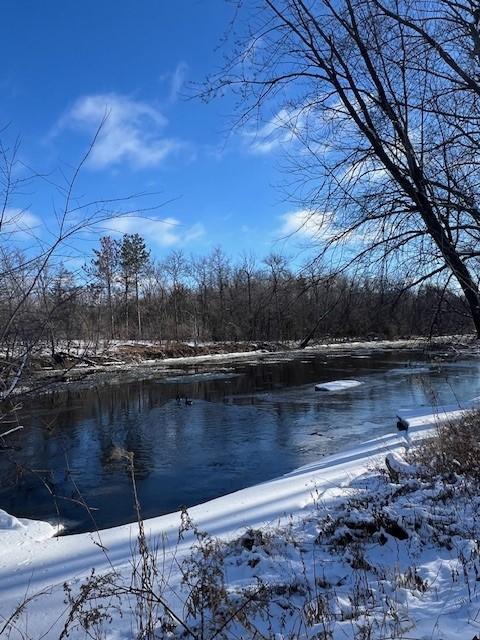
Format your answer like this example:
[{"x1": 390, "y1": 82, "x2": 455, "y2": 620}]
[{"x1": 0, "y1": 1, "x2": 315, "y2": 267}]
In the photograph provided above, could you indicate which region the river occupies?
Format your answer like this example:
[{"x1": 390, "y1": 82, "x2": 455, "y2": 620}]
[{"x1": 0, "y1": 345, "x2": 479, "y2": 533}]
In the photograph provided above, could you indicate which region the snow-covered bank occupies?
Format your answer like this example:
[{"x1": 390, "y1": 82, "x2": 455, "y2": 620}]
[
  {"x1": 0, "y1": 404, "x2": 479, "y2": 638},
  {"x1": 0, "y1": 510, "x2": 58, "y2": 556},
  {"x1": 397, "y1": 396, "x2": 480, "y2": 429}
]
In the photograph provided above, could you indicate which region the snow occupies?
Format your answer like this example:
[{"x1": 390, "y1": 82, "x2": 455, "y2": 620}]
[
  {"x1": 315, "y1": 379, "x2": 364, "y2": 391},
  {"x1": 397, "y1": 397, "x2": 480, "y2": 429},
  {"x1": 0, "y1": 403, "x2": 479, "y2": 638},
  {"x1": 0, "y1": 509, "x2": 60, "y2": 556},
  {"x1": 385, "y1": 451, "x2": 419, "y2": 475}
]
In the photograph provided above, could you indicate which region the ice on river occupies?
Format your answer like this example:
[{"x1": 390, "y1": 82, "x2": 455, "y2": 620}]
[
  {"x1": 158, "y1": 371, "x2": 241, "y2": 383},
  {"x1": 388, "y1": 366, "x2": 431, "y2": 375},
  {"x1": 315, "y1": 379, "x2": 364, "y2": 392}
]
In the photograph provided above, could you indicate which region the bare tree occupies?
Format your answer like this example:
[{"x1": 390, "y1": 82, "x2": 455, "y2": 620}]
[
  {"x1": 191, "y1": 255, "x2": 211, "y2": 340},
  {"x1": 202, "y1": 0, "x2": 480, "y2": 336},
  {"x1": 208, "y1": 247, "x2": 231, "y2": 341},
  {"x1": 264, "y1": 253, "x2": 290, "y2": 341},
  {"x1": 239, "y1": 251, "x2": 258, "y2": 339},
  {"x1": 90, "y1": 236, "x2": 118, "y2": 340},
  {"x1": 0, "y1": 121, "x2": 161, "y2": 409},
  {"x1": 163, "y1": 250, "x2": 188, "y2": 341}
]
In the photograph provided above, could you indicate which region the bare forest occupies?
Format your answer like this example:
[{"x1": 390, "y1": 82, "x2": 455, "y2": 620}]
[{"x1": 2, "y1": 232, "x2": 471, "y2": 362}]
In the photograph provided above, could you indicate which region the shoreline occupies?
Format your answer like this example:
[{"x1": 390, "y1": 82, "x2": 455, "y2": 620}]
[{"x1": 19, "y1": 334, "x2": 477, "y2": 396}]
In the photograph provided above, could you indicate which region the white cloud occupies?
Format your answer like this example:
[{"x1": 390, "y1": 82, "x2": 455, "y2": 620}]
[
  {"x1": 56, "y1": 93, "x2": 187, "y2": 169},
  {"x1": 278, "y1": 209, "x2": 337, "y2": 242},
  {"x1": 0, "y1": 208, "x2": 42, "y2": 239},
  {"x1": 106, "y1": 215, "x2": 205, "y2": 248},
  {"x1": 278, "y1": 209, "x2": 377, "y2": 249},
  {"x1": 343, "y1": 158, "x2": 387, "y2": 184},
  {"x1": 244, "y1": 107, "x2": 306, "y2": 155}
]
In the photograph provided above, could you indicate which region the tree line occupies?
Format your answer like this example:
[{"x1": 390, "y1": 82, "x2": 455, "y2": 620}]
[{"x1": 1, "y1": 231, "x2": 471, "y2": 359}]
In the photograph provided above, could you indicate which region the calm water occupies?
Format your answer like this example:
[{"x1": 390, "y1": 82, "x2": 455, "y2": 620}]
[{"x1": 1, "y1": 348, "x2": 479, "y2": 534}]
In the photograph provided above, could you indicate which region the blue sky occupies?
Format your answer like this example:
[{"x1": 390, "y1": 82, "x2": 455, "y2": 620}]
[{"x1": 0, "y1": 0, "x2": 318, "y2": 267}]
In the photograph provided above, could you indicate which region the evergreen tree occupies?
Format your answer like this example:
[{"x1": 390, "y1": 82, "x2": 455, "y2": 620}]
[{"x1": 118, "y1": 234, "x2": 150, "y2": 338}]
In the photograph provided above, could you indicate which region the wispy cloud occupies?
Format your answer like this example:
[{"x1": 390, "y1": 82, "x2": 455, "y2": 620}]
[
  {"x1": 105, "y1": 215, "x2": 205, "y2": 248},
  {"x1": 244, "y1": 107, "x2": 304, "y2": 155},
  {"x1": 0, "y1": 208, "x2": 42, "y2": 239},
  {"x1": 169, "y1": 62, "x2": 188, "y2": 102},
  {"x1": 278, "y1": 209, "x2": 374, "y2": 250},
  {"x1": 278, "y1": 209, "x2": 337, "y2": 242},
  {"x1": 55, "y1": 93, "x2": 188, "y2": 170}
]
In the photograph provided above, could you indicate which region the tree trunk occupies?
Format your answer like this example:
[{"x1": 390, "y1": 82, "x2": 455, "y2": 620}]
[
  {"x1": 413, "y1": 189, "x2": 480, "y2": 338},
  {"x1": 136, "y1": 275, "x2": 142, "y2": 338},
  {"x1": 107, "y1": 278, "x2": 114, "y2": 340},
  {"x1": 124, "y1": 279, "x2": 129, "y2": 338}
]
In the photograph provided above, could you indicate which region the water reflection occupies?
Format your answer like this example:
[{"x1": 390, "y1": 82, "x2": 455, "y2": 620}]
[{"x1": 0, "y1": 349, "x2": 479, "y2": 533}]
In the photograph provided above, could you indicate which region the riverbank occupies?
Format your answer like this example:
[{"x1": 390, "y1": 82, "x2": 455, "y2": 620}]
[
  {"x1": 0, "y1": 403, "x2": 478, "y2": 638},
  {"x1": 18, "y1": 334, "x2": 478, "y2": 396}
]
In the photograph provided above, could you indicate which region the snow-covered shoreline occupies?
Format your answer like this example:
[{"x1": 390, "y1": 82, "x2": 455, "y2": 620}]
[{"x1": 0, "y1": 401, "x2": 475, "y2": 638}]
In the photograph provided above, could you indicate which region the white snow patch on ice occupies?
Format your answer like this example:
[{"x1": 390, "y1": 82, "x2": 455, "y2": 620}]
[{"x1": 315, "y1": 379, "x2": 364, "y2": 391}]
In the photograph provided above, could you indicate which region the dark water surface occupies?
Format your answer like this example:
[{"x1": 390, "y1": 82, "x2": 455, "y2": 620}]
[{"x1": 1, "y1": 347, "x2": 479, "y2": 534}]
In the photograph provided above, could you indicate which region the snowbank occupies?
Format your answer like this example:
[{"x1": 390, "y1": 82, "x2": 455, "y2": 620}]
[
  {"x1": 0, "y1": 509, "x2": 59, "y2": 556},
  {"x1": 397, "y1": 397, "x2": 480, "y2": 429}
]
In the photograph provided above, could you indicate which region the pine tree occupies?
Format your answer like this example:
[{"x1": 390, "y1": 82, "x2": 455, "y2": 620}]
[{"x1": 118, "y1": 234, "x2": 150, "y2": 338}]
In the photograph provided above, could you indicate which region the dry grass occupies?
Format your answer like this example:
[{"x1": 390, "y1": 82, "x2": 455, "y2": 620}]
[{"x1": 407, "y1": 409, "x2": 480, "y2": 481}]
